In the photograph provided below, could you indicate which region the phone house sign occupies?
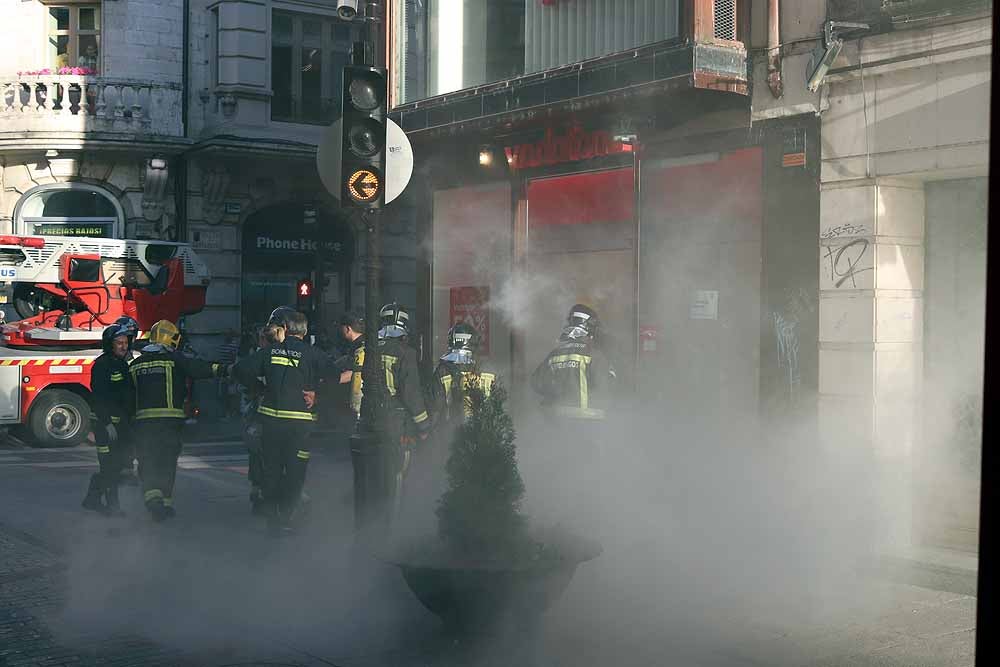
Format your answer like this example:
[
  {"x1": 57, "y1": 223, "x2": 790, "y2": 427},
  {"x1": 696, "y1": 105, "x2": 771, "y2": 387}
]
[{"x1": 255, "y1": 235, "x2": 344, "y2": 254}]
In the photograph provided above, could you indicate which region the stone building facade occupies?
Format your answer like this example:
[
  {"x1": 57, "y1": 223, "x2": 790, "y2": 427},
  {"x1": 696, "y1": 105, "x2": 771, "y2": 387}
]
[
  {"x1": 0, "y1": 0, "x2": 418, "y2": 356},
  {"x1": 751, "y1": 0, "x2": 990, "y2": 553}
]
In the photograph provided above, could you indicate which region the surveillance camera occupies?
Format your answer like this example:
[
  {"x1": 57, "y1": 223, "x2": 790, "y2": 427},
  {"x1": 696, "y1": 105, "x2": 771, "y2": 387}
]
[
  {"x1": 806, "y1": 38, "x2": 843, "y2": 92},
  {"x1": 336, "y1": 0, "x2": 358, "y2": 20}
]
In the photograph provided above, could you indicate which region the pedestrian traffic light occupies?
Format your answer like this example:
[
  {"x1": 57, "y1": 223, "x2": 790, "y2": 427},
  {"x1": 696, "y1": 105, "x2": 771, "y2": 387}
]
[
  {"x1": 296, "y1": 279, "x2": 313, "y2": 311},
  {"x1": 340, "y1": 64, "x2": 388, "y2": 209}
]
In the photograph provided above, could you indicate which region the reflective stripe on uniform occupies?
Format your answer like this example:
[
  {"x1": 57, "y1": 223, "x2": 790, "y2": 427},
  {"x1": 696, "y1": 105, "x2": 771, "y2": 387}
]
[
  {"x1": 130, "y1": 360, "x2": 174, "y2": 373},
  {"x1": 440, "y1": 375, "x2": 453, "y2": 402},
  {"x1": 412, "y1": 411, "x2": 428, "y2": 424},
  {"x1": 257, "y1": 405, "x2": 317, "y2": 421},
  {"x1": 144, "y1": 489, "x2": 164, "y2": 502},
  {"x1": 135, "y1": 407, "x2": 185, "y2": 420},
  {"x1": 165, "y1": 363, "x2": 174, "y2": 410},
  {"x1": 110, "y1": 372, "x2": 124, "y2": 381},
  {"x1": 382, "y1": 355, "x2": 398, "y2": 396},
  {"x1": 553, "y1": 405, "x2": 605, "y2": 420},
  {"x1": 548, "y1": 353, "x2": 590, "y2": 410},
  {"x1": 296, "y1": 450, "x2": 310, "y2": 460},
  {"x1": 162, "y1": 497, "x2": 174, "y2": 507},
  {"x1": 110, "y1": 416, "x2": 121, "y2": 424},
  {"x1": 350, "y1": 348, "x2": 365, "y2": 415},
  {"x1": 271, "y1": 357, "x2": 299, "y2": 367},
  {"x1": 96, "y1": 446, "x2": 111, "y2": 454}
]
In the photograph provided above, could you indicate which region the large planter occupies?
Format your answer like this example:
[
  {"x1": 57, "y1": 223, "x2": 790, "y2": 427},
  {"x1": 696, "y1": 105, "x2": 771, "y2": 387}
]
[{"x1": 382, "y1": 529, "x2": 602, "y2": 633}]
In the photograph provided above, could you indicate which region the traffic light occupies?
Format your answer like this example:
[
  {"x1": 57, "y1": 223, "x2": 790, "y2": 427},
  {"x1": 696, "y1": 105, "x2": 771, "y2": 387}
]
[
  {"x1": 296, "y1": 279, "x2": 313, "y2": 312},
  {"x1": 340, "y1": 63, "x2": 388, "y2": 209}
]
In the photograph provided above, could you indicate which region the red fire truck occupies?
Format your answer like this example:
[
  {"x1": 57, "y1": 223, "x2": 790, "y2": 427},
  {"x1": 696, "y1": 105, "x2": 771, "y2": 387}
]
[{"x1": 0, "y1": 235, "x2": 211, "y2": 446}]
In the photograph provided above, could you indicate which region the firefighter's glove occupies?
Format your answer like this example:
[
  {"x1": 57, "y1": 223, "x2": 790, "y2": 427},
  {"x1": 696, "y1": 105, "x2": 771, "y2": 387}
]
[{"x1": 105, "y1": 423, "x2": 118, "y2": 443}]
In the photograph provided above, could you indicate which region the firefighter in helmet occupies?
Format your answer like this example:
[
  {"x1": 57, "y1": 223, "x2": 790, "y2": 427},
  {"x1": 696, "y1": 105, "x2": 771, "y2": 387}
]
[
  {"x1": 233, "y1": 307, "x2": 330, "y2": 535},
  {"x1": 350, "y1": 303, "x2": 431, "y2": 525},
  {"x1": 432, "y1": 322, "x2": 496, "y2": 426},
  {"x1": 531, "y1": 304, "x2": 616, "y2": 420},
  {"x1": 375, "y1": 302, "x2": 432, "y2": 441},
  {"x1": 112, "y1": 316, "x2": 140, "y2": 483},
  {"x1": 130, "y1": 319, "x2": 228, "y2": 522},
  {"x1": 81, "y1": 322, "x2": 135, "y2": 516}
]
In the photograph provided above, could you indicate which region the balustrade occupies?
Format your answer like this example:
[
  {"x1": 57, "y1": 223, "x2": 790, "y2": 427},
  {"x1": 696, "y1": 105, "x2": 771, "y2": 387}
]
[{"x1": 0, "y1": 75, "x2": 182, "y2": 137}]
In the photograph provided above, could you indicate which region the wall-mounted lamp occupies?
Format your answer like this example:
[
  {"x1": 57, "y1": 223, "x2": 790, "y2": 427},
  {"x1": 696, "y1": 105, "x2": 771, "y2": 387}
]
[
  {"x1": 478, "y1": 146, "x2": 494, "y2": 167},
  {"x1": 807, "y1": 20, "x2": 869, "y2": 92}
]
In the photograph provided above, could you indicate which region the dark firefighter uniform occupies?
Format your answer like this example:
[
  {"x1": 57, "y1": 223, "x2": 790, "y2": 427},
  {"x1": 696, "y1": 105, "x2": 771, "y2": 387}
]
[
  {"x1": 531, "y1": 336, "x2": 615, "y2": 419},
  {"x1": 432, "y1": 362, "x2": 496, "y2": 423},
  {"x1": 131, "y1": 320, "x2": 226, "y2": 521},
  {"x1": 531, "y1": 305, "x2": 616, "y2": 420},
  {"x1": 351, "y1": 335, "x2": 431, "y2": 441},
  {"x1": 81, "y1": 324, "x2": 134, "y2": 515},
  {"x1": 233, "y1": 334, "x2": 329, "y2": 526}
]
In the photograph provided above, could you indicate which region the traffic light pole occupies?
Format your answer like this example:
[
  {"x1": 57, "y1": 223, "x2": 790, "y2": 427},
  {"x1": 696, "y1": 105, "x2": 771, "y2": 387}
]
[
  {"x1": 359, "y1": 209, "x2": 384, "y2": 433},
  {"x1": 350, "y1": 208, "x2": 388, "y2": 538}
]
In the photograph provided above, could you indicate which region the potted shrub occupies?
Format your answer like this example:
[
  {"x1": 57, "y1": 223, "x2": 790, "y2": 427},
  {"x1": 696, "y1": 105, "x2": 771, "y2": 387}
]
[{"x1": 384, "y1": 379, "x2": 601, "y2": 634}]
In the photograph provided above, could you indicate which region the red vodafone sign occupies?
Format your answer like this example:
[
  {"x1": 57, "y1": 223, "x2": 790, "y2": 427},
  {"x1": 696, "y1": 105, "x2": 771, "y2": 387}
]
[{"x1": 504, "y1": 126, "x2": 632, "y2": 170}]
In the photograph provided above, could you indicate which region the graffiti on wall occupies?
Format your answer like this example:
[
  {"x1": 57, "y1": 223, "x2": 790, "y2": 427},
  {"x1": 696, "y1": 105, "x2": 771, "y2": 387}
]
[
  {"x1": 822, "y1": 238, "x2": 874, "y2": 289},
  {"x1": 772, "y1": 287, "x2": 816, "y2": 403}
]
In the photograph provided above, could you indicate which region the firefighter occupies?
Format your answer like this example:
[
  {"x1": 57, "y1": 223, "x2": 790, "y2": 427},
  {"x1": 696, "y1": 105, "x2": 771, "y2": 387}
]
[
  {"x1": 81, "y1": 322, "x2": 134, "y2": 516},
  {"x1": 431, "y1": 322, "x2": 496, "y2": 426},
  {"x1": 531, "y1": 304, "x2": 616, "y2": 420},
  {"x1": 233, "y1": 308, "x2": 329, "y2": 535},
  {"x1": 113, "y1": 316, "x2": 140, "y2": 484},
  {"x1": 337, "y1": 310, "x2": 366, "y2": 422},
  {"x1": 376, "y1": 303, "x2": 432, "y2": 517},
  {"x1": 131, "y1": 319, "x2": 228, "y2": 522}
]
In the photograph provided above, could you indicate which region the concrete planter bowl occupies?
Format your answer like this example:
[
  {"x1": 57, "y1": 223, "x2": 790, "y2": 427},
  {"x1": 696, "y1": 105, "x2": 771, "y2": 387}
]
[{"x1": 383, "y1": 529, "x2": 602, "y2": 633}]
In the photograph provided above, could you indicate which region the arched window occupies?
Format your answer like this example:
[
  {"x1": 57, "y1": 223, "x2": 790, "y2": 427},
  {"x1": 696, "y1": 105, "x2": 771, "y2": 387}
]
[{"x1": 14, "y1": 183, "x2": 124, "y2": 238}]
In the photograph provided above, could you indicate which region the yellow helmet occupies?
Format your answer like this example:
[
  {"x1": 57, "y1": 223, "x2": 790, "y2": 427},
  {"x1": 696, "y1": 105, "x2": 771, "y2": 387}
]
[{"x1": 148, "y1": 319, "x2": 181, "y2": 350}]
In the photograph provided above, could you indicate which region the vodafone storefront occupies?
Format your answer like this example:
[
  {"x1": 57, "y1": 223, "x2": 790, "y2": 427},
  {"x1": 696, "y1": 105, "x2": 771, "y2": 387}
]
[{"x1": 420, "y1": 122, "x2": 792, "y2": 420}]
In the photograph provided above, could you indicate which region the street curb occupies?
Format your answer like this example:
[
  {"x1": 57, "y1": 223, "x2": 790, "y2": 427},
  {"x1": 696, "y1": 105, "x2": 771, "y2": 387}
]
[{"x1": 872, "y1": 554, "x2": 978, "y2": 597}]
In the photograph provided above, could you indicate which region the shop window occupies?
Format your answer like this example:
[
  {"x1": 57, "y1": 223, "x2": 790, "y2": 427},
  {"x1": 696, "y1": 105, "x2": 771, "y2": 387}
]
[
  {"x1": 432, "y1": 184, "x2": 513, "y2": 379},
  {"x1": 270, "y1": 10, "x2": 359, "y2": 125},
  {"x1": 391, "y1": 0, "x2": 680, "y2": 105},
  {"x1": 44, "y1": 4, "x2": 101, "y2": 73},
  {"x1": 15, "y1": 184, "x2": 122, "y2": 238}
]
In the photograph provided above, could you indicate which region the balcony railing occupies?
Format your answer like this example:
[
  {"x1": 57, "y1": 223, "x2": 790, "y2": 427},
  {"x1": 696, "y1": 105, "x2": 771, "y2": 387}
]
[{"x1": 0, "y1": 75, "x2": 183, "y2": 137}]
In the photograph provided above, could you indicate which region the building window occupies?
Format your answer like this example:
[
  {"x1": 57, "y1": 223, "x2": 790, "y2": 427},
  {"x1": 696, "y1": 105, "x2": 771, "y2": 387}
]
[
  {"x1": 15, "y1": 183, "x2": 123, "y2": 238},
  {"x1": 210, "y1": 7, "x2": 219, "y2": 87},
  {"x1": 391, "y1": 0, "x2": 680, "y2": 105},
  {"x1": 46, "y1": 4, "x2": 101, "y2": 73},
  {"x1": 270, "y1": 11, "x2": 359, "y2": 125}
]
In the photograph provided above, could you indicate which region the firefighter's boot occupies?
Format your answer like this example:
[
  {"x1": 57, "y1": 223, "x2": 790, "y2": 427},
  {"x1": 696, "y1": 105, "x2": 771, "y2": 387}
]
[
  {"x1": 104, "y1": 483, "x2": 124, "y2": 517},
  {"x1": 147, "y1": 499, "x2": 168, "y2": 522},
  {"x1": 81, "y1": 474, "x2": 109, "y2": 515},
  {"x1": 250, "y1": 486, "x2": 264, "y2": 516}
]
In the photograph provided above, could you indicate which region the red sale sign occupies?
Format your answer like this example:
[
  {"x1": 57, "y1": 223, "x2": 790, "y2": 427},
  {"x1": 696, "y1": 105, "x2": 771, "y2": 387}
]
[{"x1": 449, "y1": 286, "x2": 490, "y2": 356}]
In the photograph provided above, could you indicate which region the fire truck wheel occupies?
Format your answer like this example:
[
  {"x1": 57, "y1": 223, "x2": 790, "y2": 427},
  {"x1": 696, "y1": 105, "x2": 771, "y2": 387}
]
[{"x1": 28, "y1": 389, "x2": 90, "y2": 448}]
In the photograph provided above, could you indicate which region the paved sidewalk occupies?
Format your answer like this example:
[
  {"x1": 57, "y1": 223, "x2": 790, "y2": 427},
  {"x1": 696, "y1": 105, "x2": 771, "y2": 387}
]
[{"x1": 0, "y1": 510, "x2": 978, "y2": 667}]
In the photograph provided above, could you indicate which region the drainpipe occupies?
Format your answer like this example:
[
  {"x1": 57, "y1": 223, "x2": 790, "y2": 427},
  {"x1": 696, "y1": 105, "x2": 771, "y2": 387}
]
[
  {"x1": 767, "y1": 0, "x2": 784, "y2": 98},
  {"x1": 174, "y1": 0, "x2": 190, "y2": 242}
]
